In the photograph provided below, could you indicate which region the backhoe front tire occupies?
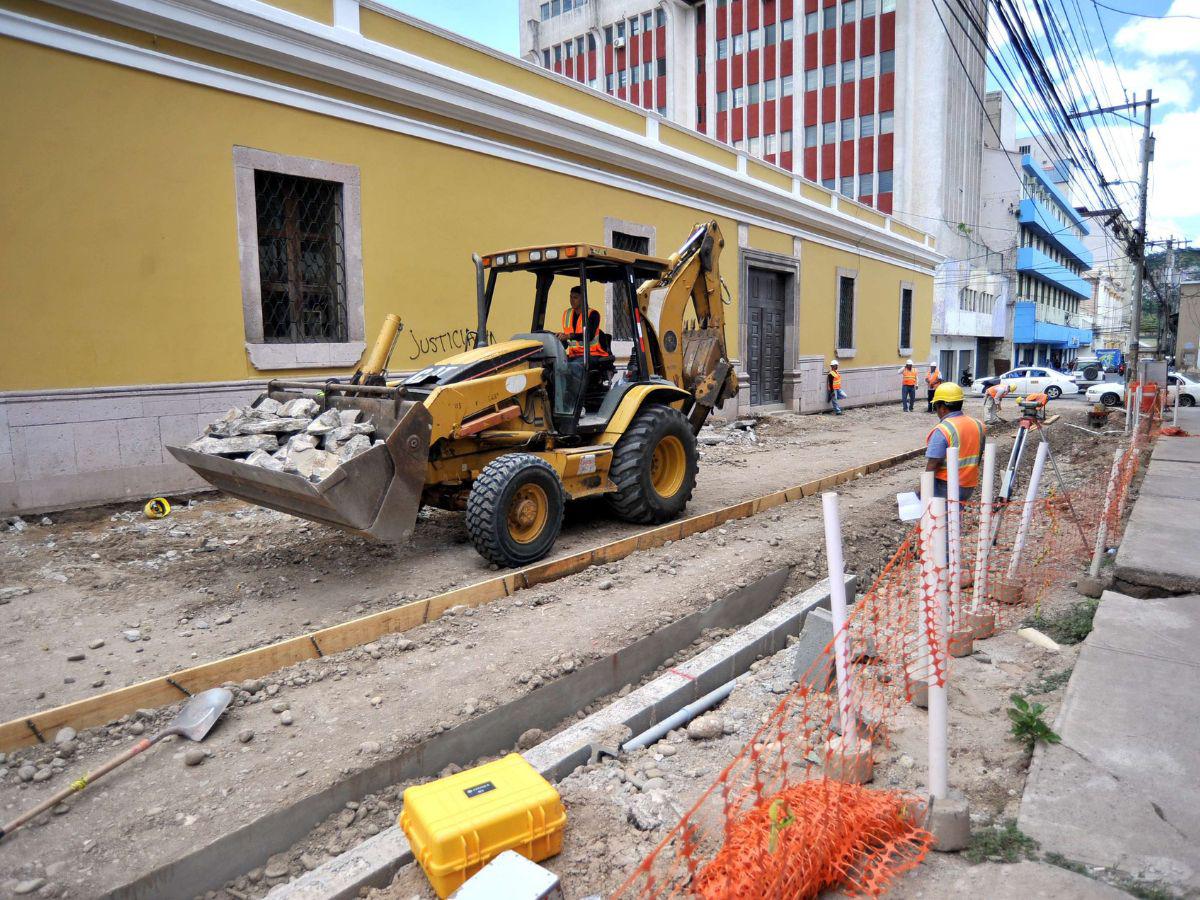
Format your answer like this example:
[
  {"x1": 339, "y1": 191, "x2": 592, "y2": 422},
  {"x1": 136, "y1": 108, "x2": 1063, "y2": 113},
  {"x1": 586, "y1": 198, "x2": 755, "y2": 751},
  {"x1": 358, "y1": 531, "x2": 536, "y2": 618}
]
[
  {"x1": 607, "y1": 404, "x2": 699, "y2": 524},
  {"x1": 466, "y1": 454, "x2": 564, "y2": 568}
]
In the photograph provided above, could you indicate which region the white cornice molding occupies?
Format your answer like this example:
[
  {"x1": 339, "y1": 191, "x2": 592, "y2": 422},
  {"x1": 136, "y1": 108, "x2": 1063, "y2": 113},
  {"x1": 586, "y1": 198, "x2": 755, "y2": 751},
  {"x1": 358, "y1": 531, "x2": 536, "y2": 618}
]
[{"x1": 14, "y1": 0, "x2": 940, "y2": 271}]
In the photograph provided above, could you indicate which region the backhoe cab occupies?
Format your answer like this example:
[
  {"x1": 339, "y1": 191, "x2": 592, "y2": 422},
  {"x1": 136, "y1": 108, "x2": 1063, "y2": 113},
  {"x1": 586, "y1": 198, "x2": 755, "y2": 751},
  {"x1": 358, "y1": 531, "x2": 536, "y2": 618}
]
[{"x1": 169, "y1": 221, "x2": 737, "y2": 567}]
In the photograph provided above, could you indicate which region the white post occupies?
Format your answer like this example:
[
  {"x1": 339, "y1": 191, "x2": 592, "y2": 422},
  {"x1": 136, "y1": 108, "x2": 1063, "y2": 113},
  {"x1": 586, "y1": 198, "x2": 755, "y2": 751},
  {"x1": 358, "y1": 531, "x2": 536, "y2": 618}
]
[
  {"x1": 1173, "y1": 384, "x2": 1180, "y2": 428},
  {"x1": 1132, "y1": 382, "x2": 1142, "y2": 437},
  {"x1": 1089, "y1": 449, "x2": 1124, "y2": 580},
  {"x1": 946, "y1": 447, "x2": 962, "y2": 625},
  {"x1": 929, "y1": 490, "x2": 950, "y2": 801},
  {"x1": 971, "y1": 443, "x2": 997, "y2": 611},
  {"x1": 821, "y1": 492, "x2": 857, "y2": 745},
  {"x1": 1125, "y1": 382, "x2": 1133, "y2": 435},
  {"x1": 1007, "y1": 441, "x2": 1050, "y2": 580}
]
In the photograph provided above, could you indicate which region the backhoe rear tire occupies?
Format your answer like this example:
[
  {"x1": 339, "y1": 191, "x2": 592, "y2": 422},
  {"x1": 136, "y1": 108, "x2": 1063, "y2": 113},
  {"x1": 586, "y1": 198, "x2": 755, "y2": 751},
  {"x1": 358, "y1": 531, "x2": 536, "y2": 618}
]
[
  {"x1": 467, "y1": 454, "x2": 564, "y2": 568},
  {"x1": 607, "y1": 404, "x2": 698, "y2": 524}
]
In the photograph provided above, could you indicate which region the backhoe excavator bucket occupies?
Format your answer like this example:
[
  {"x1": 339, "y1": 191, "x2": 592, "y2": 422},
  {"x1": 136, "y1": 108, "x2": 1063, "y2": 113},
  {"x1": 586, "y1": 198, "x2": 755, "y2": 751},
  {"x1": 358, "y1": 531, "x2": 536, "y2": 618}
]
[{"x1": 167, "y1": 385, "x2": 432, "y2": 543}]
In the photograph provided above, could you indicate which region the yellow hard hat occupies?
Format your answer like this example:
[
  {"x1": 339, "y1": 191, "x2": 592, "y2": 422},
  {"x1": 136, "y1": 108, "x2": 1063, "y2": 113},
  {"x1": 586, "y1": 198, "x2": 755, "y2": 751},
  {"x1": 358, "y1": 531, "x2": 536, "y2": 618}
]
[
  {"x1": 932, "y1": 382, "x2": 965, "y2": 404},
  {"x1": 1007, "y1": 383, "x2": 1017, "y2": 393}
]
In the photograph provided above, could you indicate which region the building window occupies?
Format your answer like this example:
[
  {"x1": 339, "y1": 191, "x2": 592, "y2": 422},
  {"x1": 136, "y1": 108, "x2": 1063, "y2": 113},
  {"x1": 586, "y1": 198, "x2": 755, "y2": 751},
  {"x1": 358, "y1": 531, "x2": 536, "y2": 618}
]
[
  {"x1": 233, "y1": 147, "x2": 365, "y2": 369},
  {"x1": 880, "y1": 49, "x2": 895, "y2": 73},
  {"x1": 837, "y1": 273, "x2": 856, "y2": 350},
  {"x1": 657, "y1": 57, "x2": 667, "y2": 77},
  {"x1": 804, "y1": 124, "x2": 818, "y2": 147},
  {"x1": 782, "y1": 74, "x2": 795, "y2": 96},
  {"x1": 577, "y1": 36, "x2": 585, "y2": 54},
  {"x1": 841, "y1": 60, "x2": 856, "y2": 82},
  {"x1": 717, "y1": 90, "x2": 729, "y2": 112},
  {"x1": 822, "y1": 177, "x2": 836, "y2": 189},
  {"x1": 617, "y1": 21, "x2": 624, "y2": 38},
  {"x1": 861, "y1": 55, "x2": 876, "y2": 78},
  {"x1": 880, "y1": 109, "x2": 894, "y2": 133},
  {"x1": 619, "y1": 69, "x2": 628, "y2": 87},
  {"x1": 554, "y1": 45, "x2": 562, "y2": 63},
  {"x1": 860, "y1": 114, "x2": 874, "y2": 136},
  {"x1": 564, "y1": 42, "x2": 572, "y2": 59},
  {"x1": 749, "y1": 83, "x2": 761, "y2": 104},
  {"x1": 734, "y1": 138, "x2": 746, "y2": 150},
  {"x1": 882, "y1": 0, "x2": 896, "y2": 10},
  {"x1": 733, "y1": 87, "x2": 746, "y2": 107},
  {"x1": 878, "y1": 169, "x2": 894, "y2": 192},
  {"x1": 630, "y1": 15, "x2": 639, "y2": 35},
  {"x1": 842, "y1": 1, "x2": 857, "y2": 24},
  {"x1": 643, "y1": 12, "x2": 652, "y2": 31},
  {"x1": 1018, "y1": 143, "x2": 1031, "y2": 154},
  {"x1": 899, "y1": 285, "x2": 913, "y2": 350},
  {"x1": 822, "y1": 122, "x2": 837, "y2": 143},
  {"x1": 823, "y1": 5, "x2": 837, "y2": 28},
  {"x1": 841, "y1": 119, "x2": 855, "y2": 140},
  {"x1": 862, "y1": 0, "x2": 877, "y2": 15},
  {"x1": 765, "y1": 23, "x2": 777, "y2": 44},
  {"x1": 765, "y1": 80, "x2": 778, "y2": 100},
  {"x1": 656, "y1": 8, "x2": 666, "y2": 27},
  {"x1": 783, "y1": 18, "x2": 794, "y2": 40},
  {"x1": 733, "y1": 32, "x2": 746, "y2": 54},
  {"x1": 631, "y1": 65, "x2": 640, "y2": 84},
  {"x1": 858, "y1": 171, "x2": 874, "y2": 196},
  {"x1": 822, "y1": 63, "x2": 836, "y2": 85},
  {"x1": 782, "y1": 130, "x2": 793, "y2": 152},
  {"x1": 588, "y1": 33, "x2": 597, "y2": 50},
  {"x1": 542, "y1": 49, "x2": 551, "y2": 67},
  {"x1": 643, "y1": 61, "x2": 653, "y2": 81},
  {"x1": 606, "y1": 73, "x2": 614, "y2": 91},
  {"x1": 805, "y1": 11, "x2": 819, "y2": 33},
  {"x1": 540, "y1": 2, "x2": 550, "y2": 21},
  {"x1": 805, "y1": 68, "x2": 818, "y2": 91},
  {"x1": 551, "y1": 0, "x2": 561, "y2": 15},
  {"x1": 840, "y1": 175, "x2": 854, "y2": 196},
  {"x1": 765, "y1": 133, "x2": 778, "y2": 155},
  {"x1": 605, "y1": 25, "x2": 613, "y2": 44},
  {"x1": 750, "y1": 28, "x2": 763, "y2": 50},
  {"x1": 749, "y1": 136, "x2": 762, "y2": 157},
  {"x1": 716, "y1": 38, "x2": 729, "y2": 59}
]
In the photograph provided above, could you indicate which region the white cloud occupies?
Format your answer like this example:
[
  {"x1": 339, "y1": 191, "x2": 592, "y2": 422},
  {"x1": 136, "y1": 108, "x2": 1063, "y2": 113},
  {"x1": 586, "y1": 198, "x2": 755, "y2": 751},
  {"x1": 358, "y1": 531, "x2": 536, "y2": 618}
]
[{"x1": 1114, "y1": 0, "x2": 1200, "y2": 58}]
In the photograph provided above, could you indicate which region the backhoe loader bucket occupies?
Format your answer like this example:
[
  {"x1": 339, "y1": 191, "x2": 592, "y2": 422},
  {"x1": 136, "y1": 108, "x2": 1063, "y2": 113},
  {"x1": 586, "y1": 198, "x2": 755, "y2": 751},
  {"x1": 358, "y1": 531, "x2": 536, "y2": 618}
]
[{"x1": 167, "y1": 384, "x2": 432, "y2": 543}]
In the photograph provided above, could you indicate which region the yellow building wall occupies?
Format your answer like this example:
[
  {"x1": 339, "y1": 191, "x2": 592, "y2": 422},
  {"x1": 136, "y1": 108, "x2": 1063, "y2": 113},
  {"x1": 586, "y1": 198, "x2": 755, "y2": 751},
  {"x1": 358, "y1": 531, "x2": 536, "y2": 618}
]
[
  {"x1": 0, "y1": 32, "x2": 932, "y2": 393},
  {"x1": 798, "y1": 242, "x2": 932, "y2": 365}
]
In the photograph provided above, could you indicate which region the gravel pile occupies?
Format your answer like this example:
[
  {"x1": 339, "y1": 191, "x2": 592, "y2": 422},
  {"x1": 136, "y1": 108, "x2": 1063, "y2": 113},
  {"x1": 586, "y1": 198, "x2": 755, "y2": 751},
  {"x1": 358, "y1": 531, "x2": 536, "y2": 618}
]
[{"x1": 187, "y1": 397, "x2": 380, "y2": 482}]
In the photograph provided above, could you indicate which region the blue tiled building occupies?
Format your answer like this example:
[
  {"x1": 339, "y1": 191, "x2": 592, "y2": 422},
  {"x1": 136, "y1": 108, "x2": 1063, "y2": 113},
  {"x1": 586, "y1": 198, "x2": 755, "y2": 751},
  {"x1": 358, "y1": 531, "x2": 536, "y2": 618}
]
[{"x1": 1011, "y1": 154, "x2": 1093, "y2": 368}]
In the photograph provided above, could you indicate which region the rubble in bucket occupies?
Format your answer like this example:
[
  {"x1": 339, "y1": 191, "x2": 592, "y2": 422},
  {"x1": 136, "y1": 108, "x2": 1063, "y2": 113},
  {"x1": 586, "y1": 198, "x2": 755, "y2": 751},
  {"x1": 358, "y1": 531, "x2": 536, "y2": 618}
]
[{"x1": 186, "y1": 397, "x2": 380, "y2": 482}]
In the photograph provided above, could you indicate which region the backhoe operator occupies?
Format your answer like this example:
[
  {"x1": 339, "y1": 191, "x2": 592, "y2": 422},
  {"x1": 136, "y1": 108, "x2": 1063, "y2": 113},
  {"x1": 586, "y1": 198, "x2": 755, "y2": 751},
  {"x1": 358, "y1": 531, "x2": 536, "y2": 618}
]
[{"x1": 557, "y1": 286, "x2": 610, "y2": 360}]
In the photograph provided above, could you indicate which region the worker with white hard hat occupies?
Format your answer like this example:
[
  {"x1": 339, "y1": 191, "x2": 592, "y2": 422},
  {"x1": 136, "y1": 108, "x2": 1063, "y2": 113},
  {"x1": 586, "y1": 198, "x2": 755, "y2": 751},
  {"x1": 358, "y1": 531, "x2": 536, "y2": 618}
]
[
  {"x1": 899, "y1": 358, "x2": 918, "y2": 412},
  {"x1": 827, "y1": 359, "x2": 844, "y2": 415}
]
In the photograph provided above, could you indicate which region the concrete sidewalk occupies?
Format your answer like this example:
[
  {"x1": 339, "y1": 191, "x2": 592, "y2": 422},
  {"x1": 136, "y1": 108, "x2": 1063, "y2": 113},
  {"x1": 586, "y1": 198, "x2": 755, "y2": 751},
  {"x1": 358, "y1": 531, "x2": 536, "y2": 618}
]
[
  {"x1": 1019, "y1": 414, "x2": 1200, "y2": 894},
  {"x1": 1113, "y1": 407, "x2": 1200, "y2": 594}
]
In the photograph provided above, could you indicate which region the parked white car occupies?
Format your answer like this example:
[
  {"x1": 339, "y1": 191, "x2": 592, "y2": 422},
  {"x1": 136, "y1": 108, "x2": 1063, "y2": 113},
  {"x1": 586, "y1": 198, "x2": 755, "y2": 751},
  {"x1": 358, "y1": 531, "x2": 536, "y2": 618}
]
[
  {"x1": 1085, "y1": 372, "x2": 1200, "y2": 408},
  {"x1": 970, "y1": 367, "x2": 1080, "y2": 399}
]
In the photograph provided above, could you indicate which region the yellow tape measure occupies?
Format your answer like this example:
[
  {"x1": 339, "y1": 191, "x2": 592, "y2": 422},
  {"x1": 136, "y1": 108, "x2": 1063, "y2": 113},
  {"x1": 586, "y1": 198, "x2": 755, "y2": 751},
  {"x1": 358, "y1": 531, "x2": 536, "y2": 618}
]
[{"x1": 144, "y1": 498, "x2": 171, "y2": 519}]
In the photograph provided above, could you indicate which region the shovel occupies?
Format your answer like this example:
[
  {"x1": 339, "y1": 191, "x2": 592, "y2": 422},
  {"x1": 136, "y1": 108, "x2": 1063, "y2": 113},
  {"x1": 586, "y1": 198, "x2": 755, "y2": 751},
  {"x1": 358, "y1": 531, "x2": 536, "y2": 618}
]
[{"x1": 0, "y1": 687, "x2": 233, "y2": 841}]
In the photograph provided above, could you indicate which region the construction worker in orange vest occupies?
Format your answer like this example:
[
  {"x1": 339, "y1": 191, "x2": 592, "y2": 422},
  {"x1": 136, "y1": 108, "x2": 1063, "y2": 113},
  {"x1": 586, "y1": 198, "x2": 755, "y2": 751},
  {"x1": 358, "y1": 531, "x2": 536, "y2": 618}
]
[
  {"x1": 984, "y1": 382, "x2": 1016, "y2": 425},
  {"x1": 899, "y1": 359, "x2": 918, "y2": 412},
  {"x1": 925, "y1": 382, "x2": 986, "y2": 500},
  {"x1": 925, "y1": 364, "x2": 943, "y2": 413},
  {"x1": 557, "y1": 285, "x2": 610, "y2": 360},
  {"x1": 827, "y1": 359, "x2": 844, "y2": 415}
]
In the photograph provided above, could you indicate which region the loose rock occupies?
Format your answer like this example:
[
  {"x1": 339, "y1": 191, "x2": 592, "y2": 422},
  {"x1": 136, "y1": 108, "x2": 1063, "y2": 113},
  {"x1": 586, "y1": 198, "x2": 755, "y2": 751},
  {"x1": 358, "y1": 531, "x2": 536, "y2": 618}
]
[
  {"x1": 686, "y1": 714, "x2": 725, "y2": 741},
  {"x1": 184, "y1": 748, "x2": 206, "y2": 767}
]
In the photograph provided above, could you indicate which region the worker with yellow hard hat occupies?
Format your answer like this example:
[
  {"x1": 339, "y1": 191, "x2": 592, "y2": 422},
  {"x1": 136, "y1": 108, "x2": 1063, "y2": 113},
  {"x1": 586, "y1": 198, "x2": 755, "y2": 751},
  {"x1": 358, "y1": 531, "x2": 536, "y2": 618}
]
[
  {"x1": 983, "y1": 381, "x2": 1016, "y2": 425},
  {"x1": 924, "y1": 381, "x2": 987, "y2": 500}
]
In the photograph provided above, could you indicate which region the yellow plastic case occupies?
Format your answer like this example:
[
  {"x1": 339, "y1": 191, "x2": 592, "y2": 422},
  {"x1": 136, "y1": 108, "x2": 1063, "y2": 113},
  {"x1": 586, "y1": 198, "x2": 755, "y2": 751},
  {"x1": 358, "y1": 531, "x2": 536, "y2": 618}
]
[{"x1": 400, "y1": 753, "x2": 566, "y2": 898}]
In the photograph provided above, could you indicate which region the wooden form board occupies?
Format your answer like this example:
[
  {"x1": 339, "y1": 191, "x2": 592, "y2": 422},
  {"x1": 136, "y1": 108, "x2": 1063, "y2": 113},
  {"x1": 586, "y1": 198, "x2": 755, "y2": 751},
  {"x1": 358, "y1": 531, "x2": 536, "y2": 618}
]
[{"x1": 0, "y1": 447, "x2": 924, "y2": 751}]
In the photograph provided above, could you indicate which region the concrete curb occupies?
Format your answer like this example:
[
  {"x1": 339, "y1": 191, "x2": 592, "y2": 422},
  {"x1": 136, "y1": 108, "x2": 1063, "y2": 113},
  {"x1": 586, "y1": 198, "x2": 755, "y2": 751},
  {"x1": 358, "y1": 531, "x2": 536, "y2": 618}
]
[{"x1": 270, "y1": 575, "x2": 853, "y2": 899}]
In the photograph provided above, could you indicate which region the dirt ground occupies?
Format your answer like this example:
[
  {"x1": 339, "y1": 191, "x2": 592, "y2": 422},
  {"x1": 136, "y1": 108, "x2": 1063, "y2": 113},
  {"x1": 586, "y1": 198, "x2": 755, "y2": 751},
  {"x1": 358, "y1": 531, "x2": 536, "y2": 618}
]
[{"x1": 0, "y1": 399, "x2": 1122, "y2": 899}]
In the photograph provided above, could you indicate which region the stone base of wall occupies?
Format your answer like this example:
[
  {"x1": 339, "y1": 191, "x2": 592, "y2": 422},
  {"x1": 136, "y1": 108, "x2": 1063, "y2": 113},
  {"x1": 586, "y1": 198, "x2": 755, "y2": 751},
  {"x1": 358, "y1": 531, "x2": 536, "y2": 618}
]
[{"x1": 1, "y1": 380, "x2": 266, "y2": 516}]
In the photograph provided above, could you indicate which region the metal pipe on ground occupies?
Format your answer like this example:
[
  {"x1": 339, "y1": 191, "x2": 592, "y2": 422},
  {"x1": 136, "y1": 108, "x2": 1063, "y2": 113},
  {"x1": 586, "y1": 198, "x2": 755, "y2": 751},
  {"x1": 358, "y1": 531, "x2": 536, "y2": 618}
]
[{"x1": 620, "y1": 680, "x2": 736, "y2": 752}]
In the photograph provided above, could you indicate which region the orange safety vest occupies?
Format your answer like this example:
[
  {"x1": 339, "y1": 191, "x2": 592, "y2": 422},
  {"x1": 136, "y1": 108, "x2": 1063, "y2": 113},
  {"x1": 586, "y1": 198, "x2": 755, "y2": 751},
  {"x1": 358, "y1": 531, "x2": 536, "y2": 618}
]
[
  {"x1": 927, "y1": 415, "x2": 986, "y2": 488},
  {"x1": 986, "y1": 384, "x2": 1005, "y2": 401},
  {"x1": 561, "y1": 308, "x2": 609, "y2": 359},
  {"x1": 902, "y1": 367, "x2": 918, "y2": 387},
  {"x1": 830, "y1": 369, "x2": 842, "y2": 390},
  {"x1": 926, "y1": 369, "x2": 942, "y2": 388}
]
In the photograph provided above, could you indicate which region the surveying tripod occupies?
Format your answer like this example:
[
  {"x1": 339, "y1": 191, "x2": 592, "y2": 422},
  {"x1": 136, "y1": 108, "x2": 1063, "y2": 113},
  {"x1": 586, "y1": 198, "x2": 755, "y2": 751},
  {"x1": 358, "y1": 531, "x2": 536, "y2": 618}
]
[{"x1": 991, "y1": 398, "x2": 1089, "y2": 548}]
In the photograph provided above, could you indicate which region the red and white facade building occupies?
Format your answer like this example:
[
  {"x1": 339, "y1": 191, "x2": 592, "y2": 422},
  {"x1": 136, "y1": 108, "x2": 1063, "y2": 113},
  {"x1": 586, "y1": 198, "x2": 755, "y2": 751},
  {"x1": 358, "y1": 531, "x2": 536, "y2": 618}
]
[{"x1": 521, "y1": 0, "x2": 997, "y2": 371}]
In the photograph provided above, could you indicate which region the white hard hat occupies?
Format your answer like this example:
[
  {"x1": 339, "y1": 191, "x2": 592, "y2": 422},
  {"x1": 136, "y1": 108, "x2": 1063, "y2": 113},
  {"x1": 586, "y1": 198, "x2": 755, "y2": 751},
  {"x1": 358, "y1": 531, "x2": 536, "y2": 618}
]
[
  {"x1": 830, "y1": 359, "x2": 838, "y2": 367},
  {"x1": 906, "y1": 359, "x2": 913, "y2": 365}
]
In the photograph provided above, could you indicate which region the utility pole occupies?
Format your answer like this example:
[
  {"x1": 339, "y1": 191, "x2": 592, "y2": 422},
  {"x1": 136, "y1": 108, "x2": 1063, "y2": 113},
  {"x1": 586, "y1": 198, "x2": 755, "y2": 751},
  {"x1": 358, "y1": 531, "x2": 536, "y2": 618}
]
[
  {"x1": 1067, "y1": 91, "x2": 1157, "y2": 380},
  {"x1": 1128, "y1": 90, "x2": 1154, "y2": 379}
]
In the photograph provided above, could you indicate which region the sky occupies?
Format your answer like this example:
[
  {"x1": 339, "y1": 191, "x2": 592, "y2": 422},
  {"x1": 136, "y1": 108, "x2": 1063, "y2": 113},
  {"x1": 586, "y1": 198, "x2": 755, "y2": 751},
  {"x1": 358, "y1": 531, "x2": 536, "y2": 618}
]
[{"x1": 385, "y1": 0, "x2": 1199, "y2": 246}]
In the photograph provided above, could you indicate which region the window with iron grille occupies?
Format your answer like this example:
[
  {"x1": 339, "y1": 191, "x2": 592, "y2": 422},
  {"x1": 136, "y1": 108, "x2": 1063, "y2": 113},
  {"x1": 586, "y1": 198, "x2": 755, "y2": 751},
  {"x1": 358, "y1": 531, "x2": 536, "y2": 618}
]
[
  {"x1": 609, "y1": 229, "x2": 650, "y2": 341},
  {"x1": 899, "y1": 286, "x2": 913, "y2": 350},
  {"x1": 837, "y1": 275, "x2": 856, "y2": 349},
  {"x1": 254, "y1": 171, "x2": 349, "y2": 344}
]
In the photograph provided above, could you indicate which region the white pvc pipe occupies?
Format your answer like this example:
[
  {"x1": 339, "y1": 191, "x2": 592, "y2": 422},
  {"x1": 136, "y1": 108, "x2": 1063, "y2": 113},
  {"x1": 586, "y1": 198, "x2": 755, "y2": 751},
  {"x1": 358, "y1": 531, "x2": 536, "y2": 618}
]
[
  {"x1": 929, "y1": 491, "x2": 950, "y2": 801},
  {"x1": 946, "y1": 447, "x2": 962, "y2": 626},
  {"x1": 1089, "y1": 449, "x2": 1125, "y2": 580},
  {"x1": 821, "y1": 492, "x2": 857, "y2": 746},
  {"x1": 1132, "y1": 382, "x2": 1141, "y2": 436},
  {"x1": 971, "y1": 443, "x2": 997, "y2": 612},
  {"x1": 620, "y1": 679, "x2": 736, "y2": 753},
  {"x1": 1173, "y1": 385, "x2": 1180, "y2": 428},
  {"x1": 1007, "y1": 441, "x2": 1050, "y2": 580},
  {"x1": 1125, "y1": 383, "x2": 1133, "y2": 435}
]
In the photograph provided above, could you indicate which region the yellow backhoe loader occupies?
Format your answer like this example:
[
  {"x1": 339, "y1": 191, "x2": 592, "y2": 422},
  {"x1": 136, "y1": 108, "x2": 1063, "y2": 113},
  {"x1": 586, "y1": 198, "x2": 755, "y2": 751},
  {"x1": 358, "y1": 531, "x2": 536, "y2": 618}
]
[{"x1": 169, "y1": 221, "x2": 738, "y2": 567}]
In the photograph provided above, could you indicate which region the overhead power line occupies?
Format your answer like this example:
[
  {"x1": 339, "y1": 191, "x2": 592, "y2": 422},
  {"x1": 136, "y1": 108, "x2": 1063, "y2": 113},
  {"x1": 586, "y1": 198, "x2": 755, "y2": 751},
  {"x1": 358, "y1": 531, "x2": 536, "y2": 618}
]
[{"x1": 1092, "y1": 1, "x2": 1200, "y2": 19}]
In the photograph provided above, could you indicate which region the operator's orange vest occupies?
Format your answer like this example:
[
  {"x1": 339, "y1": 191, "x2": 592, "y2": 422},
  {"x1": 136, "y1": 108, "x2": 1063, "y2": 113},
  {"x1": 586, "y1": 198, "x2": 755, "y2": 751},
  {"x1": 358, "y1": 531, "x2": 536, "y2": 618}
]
[
  {"x1": 927, "y1": 415, "x2": 986, "y2": 488},
  {"x1": 562, "y1": 308, "x2": 609, "y2": 358},
  {"x1": 926, "y1": 369, "x2": 942, "y2": 388},
  {"x1": 1025, "y1": 392, "x2": 1048, "y2": 407},
  {"x1": 902, "y1": 367, "x2": 918, "y2": 387},
  {"x1": 830, "y1": 369, "x2": 842, "y2": 390}
]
